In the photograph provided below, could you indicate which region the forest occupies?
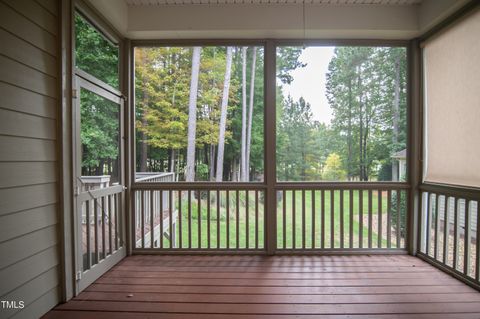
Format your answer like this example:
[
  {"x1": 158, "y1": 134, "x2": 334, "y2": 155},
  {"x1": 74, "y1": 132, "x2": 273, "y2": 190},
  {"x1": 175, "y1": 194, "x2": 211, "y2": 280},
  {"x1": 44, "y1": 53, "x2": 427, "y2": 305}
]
[
  {"x1": 75, "y1": 11, "x2": 407, "y2": 183},
  {"x1": 277, "y1": 46, "x2": 407, "y2": 181},
  {"x1": 135, "y1": 46, "x2": 268, "y2": 182},
  {"x1": 134, "y1": 46, "x2": 407, "y2": 182}
]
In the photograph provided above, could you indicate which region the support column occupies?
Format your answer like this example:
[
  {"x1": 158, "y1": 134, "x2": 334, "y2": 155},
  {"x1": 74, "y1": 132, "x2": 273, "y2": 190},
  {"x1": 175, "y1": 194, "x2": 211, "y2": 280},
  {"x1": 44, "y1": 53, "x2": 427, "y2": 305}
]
[
  {"x1": 407, "y1": 39, "x2": 422, "y2": 255},
  {"x1": 265, "y1": 40, "x2": 277, "y2": 255}
]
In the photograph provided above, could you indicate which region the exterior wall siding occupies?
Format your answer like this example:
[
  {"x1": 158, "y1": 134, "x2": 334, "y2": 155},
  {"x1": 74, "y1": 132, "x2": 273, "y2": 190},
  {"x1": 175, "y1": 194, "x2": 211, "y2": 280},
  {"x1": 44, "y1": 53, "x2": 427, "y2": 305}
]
[{"x1": 0, "y1": 0, "x2": 61, "y2": 318}]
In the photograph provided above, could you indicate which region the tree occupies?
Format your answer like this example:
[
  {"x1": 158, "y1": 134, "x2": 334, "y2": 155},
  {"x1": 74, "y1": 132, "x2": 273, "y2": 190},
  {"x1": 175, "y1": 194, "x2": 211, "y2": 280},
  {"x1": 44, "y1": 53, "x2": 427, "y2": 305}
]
[
  {"x1": 185, "y1": 47, "x2": 202, "y2": 182},
  {"x1": 276, "y1": 96, "x2": 316, "y2": 181},
  {"x1": 135, "y1": 47, "x2": 190, "y2": 175},
  {"x1": 133, "y1": 45, "x2": 309, "y2": 182},
  {"x1": 325, "y1": 47, "x2": 407, "y2": 181},
  {"x1": 240, "y1": 47, "x2": 248, "y2": 181},
  {"x1": 323, "y1": 153, "x2": 347, "y2": 181},
  {"x1": 137, "y1": 49, "x2": 149, "y2": 172},
  {"x1": 245, "y1": 47, "x2": 257, "y2": 181},
  {"x1": 216, "y1": 47, "x2": 234, "y2": 182},
  {"x1": 75, "y1": 13, "x2": 118, "y2": 89},
  {"x1": 80, "y1": 91, "x2": 119, "y2": 179},
  {"x1": 276, "y1": 47, "x2": 306, "y2": 84}
]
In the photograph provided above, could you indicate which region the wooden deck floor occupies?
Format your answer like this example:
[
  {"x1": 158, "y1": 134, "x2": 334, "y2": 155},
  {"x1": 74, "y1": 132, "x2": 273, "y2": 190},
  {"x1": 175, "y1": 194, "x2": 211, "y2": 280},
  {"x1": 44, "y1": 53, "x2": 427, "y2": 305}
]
[{"x1": 44, "y1": 254, "x2": 480, "y2": 319}]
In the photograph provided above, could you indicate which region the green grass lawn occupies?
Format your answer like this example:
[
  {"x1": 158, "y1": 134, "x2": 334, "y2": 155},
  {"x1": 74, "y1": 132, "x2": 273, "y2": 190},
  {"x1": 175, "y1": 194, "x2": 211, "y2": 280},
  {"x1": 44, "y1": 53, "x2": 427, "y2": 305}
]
[
  {"x1": 160, "y1": 190, "x2": 405, "y2": 250},
  {"x1": 278, "y1": 190, "x2": 390, "y2": 249}
]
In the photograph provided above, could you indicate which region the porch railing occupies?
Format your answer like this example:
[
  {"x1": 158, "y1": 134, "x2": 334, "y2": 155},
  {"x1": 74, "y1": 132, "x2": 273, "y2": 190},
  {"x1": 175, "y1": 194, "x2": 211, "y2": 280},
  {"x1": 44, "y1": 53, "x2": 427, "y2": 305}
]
[
  {"x1": 133, "y1": 185, "x2": 266, "y2": 252},
  {"x1": 136, "y1": 172, "x2": 175, "y2": 183},
  {"x1": 276, "y1": 184, "x2": 408, "y2": 252},
  {"x1": 133, "y1": 173, "x2": 177, "y2": 249},
  {"x1": 131, "y1": 181, "x2": 408, "y2": 253},
  {"x1": 418, "y1": 183, "x2": 479, "y2": 289},
  {"x1": 80, "y1": 185, "x2": 123, "y2": 271}
]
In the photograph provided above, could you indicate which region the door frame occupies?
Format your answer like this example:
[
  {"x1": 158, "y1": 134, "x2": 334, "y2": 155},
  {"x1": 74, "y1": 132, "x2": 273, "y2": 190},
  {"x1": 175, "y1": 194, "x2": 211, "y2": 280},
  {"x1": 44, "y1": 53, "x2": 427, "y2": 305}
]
[
  {"x1": 73, "y1": 72, "x2": 127, "y2": 294},
  {"x1": 59, "y1": 0, "x2": 128, "y2": 301}
]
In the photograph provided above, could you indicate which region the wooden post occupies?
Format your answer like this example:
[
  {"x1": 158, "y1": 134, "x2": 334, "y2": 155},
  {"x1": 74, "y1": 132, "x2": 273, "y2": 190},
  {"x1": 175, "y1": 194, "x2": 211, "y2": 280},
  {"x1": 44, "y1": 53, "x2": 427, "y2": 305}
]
[
  {"x1": 265, "y1": 40, "x2": 276, "y2": 255},
  {"x1": 408, "y1": 39, "x2": 421, "y2": 255}
]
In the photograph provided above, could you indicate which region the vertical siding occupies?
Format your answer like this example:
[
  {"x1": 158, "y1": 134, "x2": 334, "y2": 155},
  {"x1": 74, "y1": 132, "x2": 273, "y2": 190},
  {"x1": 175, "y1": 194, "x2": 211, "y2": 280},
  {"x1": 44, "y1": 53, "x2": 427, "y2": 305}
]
[{"x1": 0, "y1": 0, "x2": 60, "y2": 318}]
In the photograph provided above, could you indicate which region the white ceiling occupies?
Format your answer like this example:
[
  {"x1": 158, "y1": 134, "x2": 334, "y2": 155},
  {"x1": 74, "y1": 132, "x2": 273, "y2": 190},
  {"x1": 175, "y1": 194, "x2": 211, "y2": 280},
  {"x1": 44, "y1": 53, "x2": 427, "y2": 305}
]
[{"x1": 125, "y1": 0, "x2": 423, "y2": 5}]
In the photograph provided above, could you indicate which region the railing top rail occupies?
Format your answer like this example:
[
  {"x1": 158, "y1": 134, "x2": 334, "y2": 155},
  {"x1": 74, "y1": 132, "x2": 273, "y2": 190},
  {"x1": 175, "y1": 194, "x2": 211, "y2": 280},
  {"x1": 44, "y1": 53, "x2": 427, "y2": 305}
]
[
  {"x1": 420, "y1": 183, "x2": 480, "y2": 200},
  {"x1": 135, "y1": 172, "x2": 175, "y2": 182},
  {"x1": 275, "y1": 182, "x2": 410, "y2": 190},
  {"x1": 131, "y1": 181, "x2": 409, "y2": 190},
  {"x1": 77, "y1": 184, "x2": 124, "y2": 202},
  {"x1": 132, "y1": 182, "x2": 267, "y2": 190}
]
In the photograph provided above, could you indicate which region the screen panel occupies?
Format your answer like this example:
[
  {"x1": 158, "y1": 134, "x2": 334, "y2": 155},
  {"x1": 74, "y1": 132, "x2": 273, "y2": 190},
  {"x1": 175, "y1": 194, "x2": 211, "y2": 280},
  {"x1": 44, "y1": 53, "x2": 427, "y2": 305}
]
[
  {"x1": 276, "y1": 46, "x2": 407, "y2": 182},
  {"x1": 423, "y1": 9, "x2": 480, "y2": 188},
  {"x1": 134, "y1": 46, "x2": 264, "y2": 183},
  {"x1": 75, "y1": 12, "x2": 119, "y2": 89}
]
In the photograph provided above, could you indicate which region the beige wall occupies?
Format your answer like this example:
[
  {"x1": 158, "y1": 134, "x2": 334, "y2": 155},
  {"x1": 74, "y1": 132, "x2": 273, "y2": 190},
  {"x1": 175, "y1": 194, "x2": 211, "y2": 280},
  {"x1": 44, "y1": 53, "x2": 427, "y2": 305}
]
[{"x1": 0, "y1": 0, "x2": 61, "y2": 318}]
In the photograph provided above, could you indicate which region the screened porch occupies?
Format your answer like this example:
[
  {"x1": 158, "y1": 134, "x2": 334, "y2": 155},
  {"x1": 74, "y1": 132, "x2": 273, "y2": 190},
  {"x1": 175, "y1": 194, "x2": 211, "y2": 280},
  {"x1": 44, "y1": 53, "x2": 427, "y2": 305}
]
[{"x1": 0, "y1": 0, "x2": 479, "y2": 318}]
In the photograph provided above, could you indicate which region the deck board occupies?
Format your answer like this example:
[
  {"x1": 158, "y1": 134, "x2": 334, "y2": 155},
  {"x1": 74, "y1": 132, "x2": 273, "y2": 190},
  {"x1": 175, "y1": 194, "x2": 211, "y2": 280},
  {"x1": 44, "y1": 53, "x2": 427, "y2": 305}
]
[{"x1": 43, "y1": 255, "x2": 480, "y2": 319}]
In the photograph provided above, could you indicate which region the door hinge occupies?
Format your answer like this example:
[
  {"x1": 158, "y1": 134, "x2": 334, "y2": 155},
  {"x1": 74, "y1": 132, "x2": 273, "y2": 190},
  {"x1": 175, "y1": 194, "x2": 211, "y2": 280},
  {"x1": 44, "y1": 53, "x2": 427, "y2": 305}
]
[
  {"x1": 76, "y1": 271, "x2": 82, "y2": 281},
  {"x1": 72, "y1": 89, "x2": 78, "y2": 99}
]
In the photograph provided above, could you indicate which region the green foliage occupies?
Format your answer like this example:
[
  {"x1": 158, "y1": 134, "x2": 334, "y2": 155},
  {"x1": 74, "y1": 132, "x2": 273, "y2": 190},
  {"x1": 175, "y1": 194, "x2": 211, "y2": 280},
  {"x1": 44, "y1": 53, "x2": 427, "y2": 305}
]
[
  {"x1": 80, "y1": 90, "x2": 119, "y2": 180},
  {"x1": 75, "y1": 13, "x2": 119, "y2": 88},
  {"x1": 196, "y1": 163, "x2": 210, "y2": 181},
  {"x1": 391, "y1": 191, "x2": 407, "y2": 238},
  {"x1": 378, "y1": 163, "x2": 392, "y2": 181},
  {"x1": 322, "y1": 153, "x2": 347, "y2": 181},
  {"x1": 276, "y1": 47, "x2": 306, "y2": 84},
  {"x1": 134, "y1": 46, "x2": 279, "y2": 181},
  {"x1": 275, "y1": 46, "x2": 407, "y2": 182},
  {"x1": 130, "y1": 43, "x2": 406, "y2": 182},
  {"x1": 277, "y1": 96, "x2": 320, "y2": 181},
  {"x1": 75, "y1": 12, "x2": 121, "y2": 180},
  {"x1": 325, "y1": 47, "x2": 407, "y2": 181}
]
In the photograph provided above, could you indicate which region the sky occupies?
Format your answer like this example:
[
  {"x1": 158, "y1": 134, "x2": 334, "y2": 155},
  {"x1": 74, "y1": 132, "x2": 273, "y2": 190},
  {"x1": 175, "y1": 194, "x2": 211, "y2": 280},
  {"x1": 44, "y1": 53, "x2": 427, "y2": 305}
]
[{"x1": 281, "y1": 46, "x2": 336, "y2": 124}]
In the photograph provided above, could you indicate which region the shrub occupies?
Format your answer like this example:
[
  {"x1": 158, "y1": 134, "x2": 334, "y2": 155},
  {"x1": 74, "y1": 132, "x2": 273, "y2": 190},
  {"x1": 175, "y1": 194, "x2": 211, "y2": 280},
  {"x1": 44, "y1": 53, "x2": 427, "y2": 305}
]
[{"x1": 391, "y1": 191, "x2": 407, "y2": 239}]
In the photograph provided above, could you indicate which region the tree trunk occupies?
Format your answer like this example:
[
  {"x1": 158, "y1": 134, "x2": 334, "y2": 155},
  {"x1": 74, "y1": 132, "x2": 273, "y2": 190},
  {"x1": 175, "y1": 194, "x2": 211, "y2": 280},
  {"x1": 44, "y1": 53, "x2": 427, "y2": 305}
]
[
  {"x1": 139, "y1": 55, "x2": 149, "y2": 172},
  {"x1": 209, "y1": 145, "x2": 216, "y2": 181},
  {"x1": 167, "y1": 149, "x2": 172, "y2": 172},
  {"x1": 240, "y1": 47, "x2": 248, "y2": 182},
  {"x1": 392, "y1": 55, "x2": 401, "y2": 181},
  {"x1": 363, "y1": 97, "x2": 370, "y2": 181},
  {"x1": 185, "y1": 47, "x2": 202, "y2": 182},
  {"x1": 232, "y1": 160, "x2": 238, "y2": 182},
  {"x1": 216, "y1": 47, "x2": 233, "y2": 182},
  {"x1": 139, "y1": 116, "x2": 148, "y2": 172},
  {"x1": 357, "y1": 67, "x2": 365, "y2": 181},
  {"x1": 347, "y1": 77, "x2": 353, "y2": 181},
  {"x1": 245, "y1": 47, "x2": 257, "y2": 182}
]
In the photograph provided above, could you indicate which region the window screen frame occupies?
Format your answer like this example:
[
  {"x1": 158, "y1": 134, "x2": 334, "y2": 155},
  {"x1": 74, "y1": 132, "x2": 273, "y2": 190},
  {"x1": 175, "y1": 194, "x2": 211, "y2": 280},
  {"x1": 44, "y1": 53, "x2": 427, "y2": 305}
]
[
  {"x1": 130, "y1": 40, "x2": 268, "y2": 187},
  {"x1": 73, "y1": 1, "x2": 123, "y2": 97},
  {"x1": 129, "y1": 39, "x2": 411, "y2": 188}
]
